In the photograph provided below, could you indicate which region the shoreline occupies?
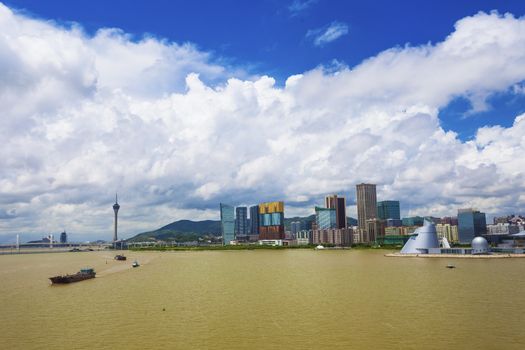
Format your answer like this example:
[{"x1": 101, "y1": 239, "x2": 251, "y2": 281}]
[{"x1": 385, "y1": 253, "x2": 525, "y2": 258}]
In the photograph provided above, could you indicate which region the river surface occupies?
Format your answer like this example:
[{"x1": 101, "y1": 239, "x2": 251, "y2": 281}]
[{"x1": 1, "y1": 249, "x2": 524, "y2": 349}]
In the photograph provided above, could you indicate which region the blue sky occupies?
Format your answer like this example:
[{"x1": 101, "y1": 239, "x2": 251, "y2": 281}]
[
  {"x1": 7, "y1": 0, "x2": 525, "y2": 139},
  {"x1": 2, "y1": 1, "x2": 525, "y2": 241}
]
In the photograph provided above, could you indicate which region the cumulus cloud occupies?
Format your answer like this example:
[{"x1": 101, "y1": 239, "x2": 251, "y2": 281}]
[
  {"x1": 1, "y1": 4, "x2": 525, "y2": 241},
  {"x1": 306, "y1": 21, "x2": 349, "y2": 46}
]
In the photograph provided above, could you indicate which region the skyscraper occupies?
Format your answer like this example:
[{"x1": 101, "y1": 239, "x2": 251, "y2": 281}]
[
  {"x1": 249, "y1": 205, "x2": 260, "y2": 235},
  {"x1": 325, "y1": 194, "x2": 347, "y2": 229},
  {"x1": 258, "y1": 201, "x2": 285, "y2": 240},
  {"x1": 458, "y1": 208, "x2": 487, "y2": 244},
  {"x1": 290, "y1": 221, "x2": 302, "y2": 237},
  {"x1": 356, "y1": 183, "x2": 377, "y2": 231},
  {"x1": 113, "y1": 194, "x2": 120, "y2": 246},
  {"x1": 315, "y1": 207, "x2": 337, "y2": 229},
  {"x1": 60, "y1": 231, "x2": 67, "y2": 243},
  {"x1": 377, "y1": 200, "x2": 400, "y2": 220},
  {"x1": 235, "y1": 206, "x2": 248, "y2": 237},
  {"x1": 220, "y1": 203, "x2": 235, "y2": 245}
]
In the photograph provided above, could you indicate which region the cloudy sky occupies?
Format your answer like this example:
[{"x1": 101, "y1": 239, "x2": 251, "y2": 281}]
[{"x1": 1, "y1": 1, "x2": 525, "y2": 242}]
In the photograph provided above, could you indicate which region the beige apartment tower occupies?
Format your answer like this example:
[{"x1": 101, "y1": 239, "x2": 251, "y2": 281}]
[{"x1": 356, "y1": 183, "x2": 377, "y2": 231}]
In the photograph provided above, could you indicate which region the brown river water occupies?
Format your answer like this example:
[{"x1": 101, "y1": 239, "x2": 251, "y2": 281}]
[{"x1": 1, "y1": 249, "x2": 524, "y2": 349}]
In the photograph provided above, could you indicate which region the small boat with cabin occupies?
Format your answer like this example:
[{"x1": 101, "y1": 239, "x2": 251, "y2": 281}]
[
  {"x1": 114, "y1": 254, "x2": 127, "y2": 261},
  {"x1": 132, "y1": 260, "x2": 140, "y2": 268}
]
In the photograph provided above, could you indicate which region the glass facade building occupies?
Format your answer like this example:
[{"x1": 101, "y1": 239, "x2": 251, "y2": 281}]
[
  {"x1": 315, "y1": 207, "x2": 337, "y2": 229},
  {"x1": 386, "y1": 218, "x2": 402, "y2": 227},
  {"x1": 402, "y1": 216, "x2": 424, "y2": 226},
  {"x1": 249, "y1": 205, "x2": 259, "y2": 235},
  {"x1": 235, "y1": 206, "x2": 248, "y2": 236},
  {"x1": 458, "y1": 208, "x2": 487, "y2": 244},
  {"x1": 325, "y1": 195, "x2": 347, "y2": 229},
  {"x1": 220, "y1": 203, "x2": 235, "y2": 245},
  {"x1": 290, "y1": 221, "x2": 302, "y2": 237},
  {"x1": 377, "y1": 200, "x2": 400, "y2": 220}
]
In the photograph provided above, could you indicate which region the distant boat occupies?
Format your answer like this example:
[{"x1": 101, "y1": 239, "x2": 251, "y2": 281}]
[
  {"x1": 446, "y1": 264, "x2": 456, "y2": 269},
  {"x1": 315, "y1": 245, "x2": 325, "y2": 250},
  {"x1": 114, "y1": 254, "x2": 127, "y2": 261},
  {"x1": 132, "y1": 260, "x2": 140, "y2": 268},
  {"x1": 49, "y1": 268, "x2": 96, "y2": 284}
]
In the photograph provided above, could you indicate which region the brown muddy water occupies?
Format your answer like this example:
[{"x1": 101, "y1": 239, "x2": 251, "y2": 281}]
[{"x1": 1, "y1": 250, "x2": 524, "y2": 349}]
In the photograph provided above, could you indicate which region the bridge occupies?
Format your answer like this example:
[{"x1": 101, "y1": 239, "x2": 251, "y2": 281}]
[{"x1": 0, "y1": 241, "x2": 118, "y2": 255}]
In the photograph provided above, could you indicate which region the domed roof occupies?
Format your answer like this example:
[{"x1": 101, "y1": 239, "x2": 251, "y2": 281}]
[
  {"x1": 471, "y1": 236, "x2": 489, "y2": 250},
  {"x1": 471, "y1": 236, "x2": 489, "y2": 254}
]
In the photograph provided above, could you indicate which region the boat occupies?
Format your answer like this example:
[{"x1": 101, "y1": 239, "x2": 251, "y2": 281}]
[
  {"x1": 446, "y1": 264, "x2": 456, "y2": 269},
  {"x1": 132, "y1": 260, "x2": 140, "y2": 268},
  {"x1": 49, "y1": 268, "x2": 96, "y2": 284},
  {"x1": 114, "y1": 254, "x2": 127, "y2": 261}
]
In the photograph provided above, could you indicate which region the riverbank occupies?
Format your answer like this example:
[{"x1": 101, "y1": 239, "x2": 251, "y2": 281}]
[
  {"x1": 128, "y1": 244, "x2": 399, "y2": 251},
  {"x1": 385, "y1": 253, "x2": 525, "y2": 258}
]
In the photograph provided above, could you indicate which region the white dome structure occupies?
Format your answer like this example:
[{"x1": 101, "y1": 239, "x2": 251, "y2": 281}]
[
  {"x1": 400, "y1": 219, "x2": 440, "y2": 254},
  {"x1": 471, "y1": 236, "x2": 489, "y2": 254}
]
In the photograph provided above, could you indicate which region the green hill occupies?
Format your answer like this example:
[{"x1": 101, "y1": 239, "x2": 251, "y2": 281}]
[
  {"x1": 158, "y1": 219, "x2": 221, "y2": 233},
  {"x1": 126, "y1": 215, "x2": 357, "y2": 243},
  {"x1": 126, "y1": 220, "x2": 221, "y2": 243}
]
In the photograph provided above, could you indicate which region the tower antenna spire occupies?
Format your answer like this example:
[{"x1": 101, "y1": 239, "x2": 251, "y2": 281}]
[{"x1": 113, "y1": 193, "x2": 121, "y2": 248}]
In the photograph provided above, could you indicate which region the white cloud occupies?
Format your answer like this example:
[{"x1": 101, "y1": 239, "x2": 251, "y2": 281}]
[
  {"x1": 306, "y1": 21, "x2": 349, "y2": 47},
  {"x1": 1, "y1": 5, "x2": 525, "y2": 241},
  {"x1": 288, "y1": 0, "x2": 318, "y2": 16}
]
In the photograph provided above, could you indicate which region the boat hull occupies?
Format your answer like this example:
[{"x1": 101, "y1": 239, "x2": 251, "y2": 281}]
[{"x1": 49, "y1": 272, "x2": 96, "y2": 284}]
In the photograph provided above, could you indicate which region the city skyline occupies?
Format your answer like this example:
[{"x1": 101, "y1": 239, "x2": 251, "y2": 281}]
[{"x1": 2, "y1": 1, "x2": 525, "y2": 242}]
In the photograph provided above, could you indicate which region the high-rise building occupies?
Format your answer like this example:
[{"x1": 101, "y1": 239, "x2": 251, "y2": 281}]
[
  {"x1": 315, "y1": 207, "x2": 337, "y2": 229},
  {"x1": 458, "y1": 208, "x2": 487, "y2": 244},
  {"x1": 249, "y1": 205, "x2": 260, "y2": 235},
  {"x1": 385, "y1": 218, "x2": 402, "y2": 227},
  {"x1": 377, "y1": 200, "x2": 400, "y2": 220},
  {"x1": 441, "y1": 216, "x2": 458, "y2": 226},
  {"x1": 220, "y1": 203, "x2": 235, "y2": 245},
  {"x1": 402, "y1": 216, "x2": 424, "y2": 226},
  {"x1": 436, "y1": 224, "x2": 459, "y2": 243},
  {"x1": 366, "y1": 218, "x2": 385, "y2": 242},
  {"x1": 60, "y1": 231, "x2": 67, "y2": 243},
  {"x1": 356, "y1": 183, "x2": 377, "y2": 231},
  {"x1": 112, "y1": 194, "x2": 120, "y2": 246},
  {"x1": 312, "y1": 227, "x2": 352, "y2": 246},
  {"x1": 325, "y1": 194, "x2": 347, "y2": 229},
  {"x1": 235, "y1": 206, "x2": 248, "y2": 237},
  {"x1": 258, "y1": 201, "x2": 285, "y2": 240},
  {"x1": 290, "y1": 221, "x2": 302, "y2": 238},
  {"x1": 296, "y1": 229, "x2": 312, "y2": 245}
]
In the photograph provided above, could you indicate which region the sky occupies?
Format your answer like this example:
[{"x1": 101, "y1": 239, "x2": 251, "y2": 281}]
[{"x1": 1, "y1": 0, "x2": 525, "y2": 242}]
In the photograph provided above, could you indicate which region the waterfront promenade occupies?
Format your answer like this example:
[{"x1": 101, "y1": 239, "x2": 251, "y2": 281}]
[{"x1": 385, "y1": 253, "x2": 525, "y2": 258}]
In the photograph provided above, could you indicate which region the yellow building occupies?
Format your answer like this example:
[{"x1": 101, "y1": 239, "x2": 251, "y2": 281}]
[
  {"x1": 259, "y1": 201, "x2": 284, "y2": 214},
  {"x1": 436, "y1": 224, "x2": 459, "y2": 243}
]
